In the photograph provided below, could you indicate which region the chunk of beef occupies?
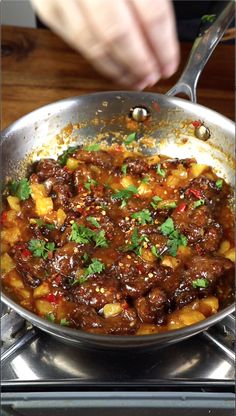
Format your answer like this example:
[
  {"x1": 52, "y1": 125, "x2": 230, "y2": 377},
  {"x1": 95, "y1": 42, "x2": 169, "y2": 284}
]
[
  {"x1": 75, "y1": 150, "x2": 114, "y2": 169},
  {"x1": 135, "y1": 287, "x2": 168, "y2": 324},
  {"x1": 72, "y1": 275, "x2": 123, "y2": 310},
  {"x1": 72, "y1": 304, "x2": 139, "y2": 335},
  {"x1": 124, "y1": 157, "x2": 149, "y2": 175},
  {"x1": 50, "y1": 242, "x2": 89, "y2": 277},
  {"x1": 35, "y1": 159, "x2": 70, "y2": 182},
  {"x1": 12, "y1": 244, "x2": 46, "y2": 288},
  {"x1": 184, "y1": 176, "x2": 229, "y2": 205},
  {"x1": 173, "y1": 255, "x2": 234, "y2": 308}
]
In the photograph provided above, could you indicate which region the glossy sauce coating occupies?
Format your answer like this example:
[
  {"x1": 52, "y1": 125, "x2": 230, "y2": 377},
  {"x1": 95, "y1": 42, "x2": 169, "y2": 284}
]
[{"x1": 1, "y1": 147, "x2": 235, "y2": 335}]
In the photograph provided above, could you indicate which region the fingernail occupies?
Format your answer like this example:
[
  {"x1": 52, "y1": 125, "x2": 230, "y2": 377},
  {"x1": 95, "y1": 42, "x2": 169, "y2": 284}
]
[
  {"x1": 162, "y1": 62, "x2": 178, "y2": 79},
  {"x1": 134, "y1": 73, "x2": 160, "y2": 90}
]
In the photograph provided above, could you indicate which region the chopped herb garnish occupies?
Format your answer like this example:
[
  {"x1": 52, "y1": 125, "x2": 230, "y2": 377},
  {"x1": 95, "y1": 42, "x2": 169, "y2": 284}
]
[
  {"x1": 151, "y1": 245, "x2": 160, "y2": 258},
  {"x1": 112, "y1": 185, "x2": 138, "y2": 205},
  {"x1": 126, "y1": 227, "x2": 149, "y2": 256},
  {"x1": 9, "y1": 178, "x2": 31, "y2": 201},
  {"x1": 121, "y1": 200, "x2": 127, "y2": 209},
  {"x1": 131, "y1": 209, "x2": 153, "y2": 225},
  {"x1": 28, "y1": 239, "x2": 55, "y2": 259},
  {"x1": 74, "y1": 258, "x2": 106, "y2": 285},
  {"x1": 69, "y1": 223, "x2": 108, "y2": 247},
  {"x1": 94, "y1": 230, "x2": 108, "y2": 248},
  {"x1": 158, "y1": 201, "x2": 177, "y2": 210},
  {"x1": 87, "y1": 216, "x2": 101, "y2": 228},
  {"x1": 151, "y1": 196, "x2": 163, "y2": 209},
  {"x1": 84, "y1": 143, "x2": 100, "y2": 152},
  {"x1": 60, "y1": 318, "x2": 70, "y2": 326},
  {"x1": 159, "y1": 217, "x2": 175, "y2": 236},
  {"x1": 215, "y1": 179, "x2": 223, "y2": 190},
  {"x1": 201, "y1": 14, "x2": 216, "y2": 23},
  {"x1": 121, "y1": 164, "x2": 127, "y2": 175},
  {"x1": 35, "y1": 219, "x2": 44, "y2": 228},
  {"x1": 45, "y1": 312, "x2": 56, "y2": 322},
  {"x1": 156, "y1": 164, "x2": 166, "y2": 178},
  {"x1": 159, "y1": 217, "x2": 187, "y2": 257},
  {"x1": 82, "y1": 253, "x2": 89, "y2": 263},
  {"x1": 193, "y1": 199, "x2": 205, "y2": 209},
  {"x1": 84, "y1": 177, "x2": 98, "y2": 192},
  {"x1": 58, "y1": 146, "x2": 78, "y2": 166},
  {"x1": 192, "y1": 278, "x2": 209, "y2": 288},
  {"x1": 124, "y1": 132, "x2": 137, "y2": 145},
  {"x1": 35, "y1": 219, "x2": 56, "y2": 230},
  {"x1": 141, "y1": 176, "x2": 150, "y2": 184}
]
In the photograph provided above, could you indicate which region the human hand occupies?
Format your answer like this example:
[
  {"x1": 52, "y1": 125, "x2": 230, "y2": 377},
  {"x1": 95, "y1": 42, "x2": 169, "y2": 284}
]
[{"x1": 31, "y1": 0, "x2": 179, "y2": 89}]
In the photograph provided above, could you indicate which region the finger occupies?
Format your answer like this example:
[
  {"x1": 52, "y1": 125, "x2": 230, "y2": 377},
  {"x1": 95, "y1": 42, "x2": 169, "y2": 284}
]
[
  {"x1": 78, "y1": 0, "x2": 162, "y2": 85},
  {"x1": 130, "y1": 0, "x2": 180, "y2": 78}
]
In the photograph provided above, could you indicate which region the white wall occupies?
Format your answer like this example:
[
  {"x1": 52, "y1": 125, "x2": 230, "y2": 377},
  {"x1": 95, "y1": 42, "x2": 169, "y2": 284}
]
[{"x1": 1, "y1": 0, "x2": 36, "y2": 28}]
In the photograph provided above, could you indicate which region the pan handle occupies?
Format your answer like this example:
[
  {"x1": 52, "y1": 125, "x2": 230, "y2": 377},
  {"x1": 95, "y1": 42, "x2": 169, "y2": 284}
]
[{"x1": 166, "y1": 1, "x2": 235, "y2": 102}]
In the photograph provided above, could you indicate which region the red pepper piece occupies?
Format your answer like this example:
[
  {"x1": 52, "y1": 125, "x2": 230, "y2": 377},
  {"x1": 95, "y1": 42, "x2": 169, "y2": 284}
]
[
  {"x1": 191, "y1": 120, "x2": 201, "y2": 128},
  {"x1": 22, "y1": 249, "x2": 31, "y2": 258},
  {"x1": 54, "y1": 275, "x2": 62, "y2": 285},
  {"x1": 46, "y1": 293, "x2": 57, "y2": 303},
  {"x1": 47, "y1": 251, "x2": 53, "y2": 260},
  {"x1": 0, "y1": 211, "x2": 8, "y2": 224},
  {"x1": 77, "y1": 185, "x2": 85, "y2": 194},
  {"x1": 175, "y1": 202, "x2": 187, "y2": 213},
  {"x1": 185, "y1": 188, "x2": 203, "y2": 199},
  {"x1": 114, "y1": 145, "x2": 123, "y2": 152}
]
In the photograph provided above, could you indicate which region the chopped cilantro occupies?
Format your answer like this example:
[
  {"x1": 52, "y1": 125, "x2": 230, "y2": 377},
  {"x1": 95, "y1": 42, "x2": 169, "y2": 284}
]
[
  {"x1": 74, "y1": 258, "x2": 105, "y2": 285},
  {"x1": 215, "y1": 179, "x2": 223, "y2": 190},
  {"x1": 159, "y1": 217, "x2": 187, "y2": 257},
  {"x1": 131, "y1": 209, "x2": 153, "y2": 225},
  {"x1": 112, "y1": 185, "x2": 138, "y2": 205},
  {"x1": 121, "y1": 164, "x2": 127, "y2": 175},
  {"x1": 94, "y1": 230, "x2": 108, "y2": 248},
  {"x1": 35, "y1": 219, "x2": 56, "y2": 230},
  {"x1": 126, "y1": 227, "x2": 149, "y2": 256},
  {"x1": 201, "y1": 14, "x2": 216, "y2": 23},
  {"x1": 82, "y1": 253, "x2": 89, "y2": 263},
  {"x1": 87, "y1": 216, "x2": 101, "y2": 228},
  {"x1": 150, "y1": 196, "x2": 163, "y2": 209},
  {"x1": 84, "y1": 143, "x2": 100, "y2": 152},
  {"x1": 45, "y1": 312, "x2": 56, "y2": 322},
  {"x1": 60, "y1": 318, "x2": 70, "y2": 326},
  {"x1": 35, "y1": 219, "x2": 44, "y2": 228},
  {"x1": 159, "y1": 217, "x2": 175, "y2": 236},
  {"x1": 151, "y1": 245, "x2": 160, "y2": 258},
  {"x1": 124, "y1": 132, "x2": 137, "y2": 145},
  {"x1": 58, "y1": 146, "x2": 78, "y2": 166},
  {"x1": 141, "y1": 176, "x2": 150, "y2": 184},
  {"x1": 193, "y1": 199, "x2": 205, "y2": 209},
  {"x1": 192, "y1": 278, "x2": 209, "y2": 288},
  {"x1": 156, "y1": 164, "x2": 166, "y2": 178},
  {"x1": 9, "y1": 178, "x2": 31, "y2": 201},
  {"x1": 28, "y1": 239, "x2": 55, "y2": 259},
  {"x1": 84, "y1": 177, "x2": 98, "y2": 192}
]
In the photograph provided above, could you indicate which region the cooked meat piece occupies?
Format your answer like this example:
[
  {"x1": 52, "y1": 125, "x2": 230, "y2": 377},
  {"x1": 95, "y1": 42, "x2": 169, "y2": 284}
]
[
  {"x1": 124, "y1": 157, "x2": 149, "y2": 175},
  {"x1": 72, "y1": 275, "x2": 123, "y2": 309},
  {"x1": 50, "y1": 242, "x2": 88, "y2": 276},
  {"x1": 75, "y1": 150, "x2": 114, "y2": 169},
  {"x1": 35, "y1": 159, "x2": 70, "y2": 182},
  {"x1": 12, "y1": 244, "x2": 46, "y2": 288},
  {"x1": 135, "y1": 287, "x2": 168, "y2": 324}
]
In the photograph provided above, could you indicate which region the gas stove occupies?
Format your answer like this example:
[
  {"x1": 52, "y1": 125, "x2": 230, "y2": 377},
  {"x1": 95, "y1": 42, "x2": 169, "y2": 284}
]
[{"x1": 1, "y1": 303, "x2": 235, "y2": 415}]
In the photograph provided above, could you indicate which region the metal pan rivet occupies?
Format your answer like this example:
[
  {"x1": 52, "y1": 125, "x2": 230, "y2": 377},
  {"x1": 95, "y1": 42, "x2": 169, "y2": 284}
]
[
  {"x1": 130, "y1": 106, "x2": 150, "y2": 122},
  {"x1": 194, "y1": 124, "x2": 210, "y2": 141}
]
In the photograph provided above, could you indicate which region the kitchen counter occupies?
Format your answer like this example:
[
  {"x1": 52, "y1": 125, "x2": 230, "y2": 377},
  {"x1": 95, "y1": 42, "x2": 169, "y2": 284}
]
[{"x1": 2, "y1": 25, "x2": 235, "y2": 129}]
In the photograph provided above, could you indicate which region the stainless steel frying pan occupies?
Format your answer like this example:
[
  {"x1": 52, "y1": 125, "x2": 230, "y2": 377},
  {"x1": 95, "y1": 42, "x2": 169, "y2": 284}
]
[{"x1": 1, "y1": 2, "x2": 235, "y2": 350}]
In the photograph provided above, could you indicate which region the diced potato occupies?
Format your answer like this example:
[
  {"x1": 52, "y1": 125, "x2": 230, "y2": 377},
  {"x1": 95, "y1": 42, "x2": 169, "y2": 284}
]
[
  {"x1": 35, "y1": 197, "x2": 53, "y2": 216},
  {"x1": 35, "y1": 299, "x2": 54, "y2": 316},
  {"x1": 5, "y1": 209, "x2": 18, "y2": 225},
  {"x1": 166, "y1": 175, "x2": 180, "y2": 188},
  {"x1": 190, "y1": 163, "x2": 208, "y2": 178},
  {"x1": 178, "y1": 310, "x2": 205, "y2": 326},
  {"x1": 120, "y1": 175, "x2": 135, "y2": 189},
  {"x1": 177, "y1": 246, "x2": 192, "y2": 257},
  {"x1": 103, "y1": 303, "x2": 123, "y2": 318},
  {"x1": 57, "y1": 208, "x2": 67, "y2": 227},
  {"x1": 218, "y1": 240, "x2": 230, "y2": 255},
  {"x1": 161, "y1": 255, "x2": 180, "y2": 269},
  {"x1": 66, "y1": 157, "x2": 79, "y2": 171},
  {"x1": 137, "y1": 183, "x2": 152, "y2": 198},
  {"x1": 141, "y1": 248, "x2": 156, "y2": 263},
  {"x1": 1, "y1": 253, "x2": 15, "y2": 274},
  {"x1": 1, "y1": 227, "x2": 21, "y2": 245},
  {"x1": 224, "y1": 248, "x2": 235, "y2": 262},
  {"x1": 136, "y1": 324, "x2": 159, "y2": 335},
  {"x1": 7, "y1": 196, "x2": 20, "y2": 212},
  {"x1": 18, "y1": 288, "x2": 31, "y2": 299},
  {"x1": 1, "y1": 242, "x2": 10, "y2": 254},
  {"x1": 33, "y1": 282, "x2": 50, "y2": 299},
  {"x1": 167, "y1": 319, "x2": 184, "y2": 330},
  {"x1": 196, "y1": 296, "x2": 219, "y2": 317},
  {"x1": 31, "y1": 183, "x2": 47, "y2": 200},
  {"x1": 6, "y1": 270, "x2": 24, "y2": 289},
  {"x1": 146, "y1": 155, "x2": 160, "y2": 166}
]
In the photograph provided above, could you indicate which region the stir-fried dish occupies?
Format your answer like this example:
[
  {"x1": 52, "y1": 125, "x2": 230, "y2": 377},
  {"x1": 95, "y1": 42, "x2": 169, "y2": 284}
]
[{"x1": 1, "y1": 143, "x2": 235, "y2": 335}]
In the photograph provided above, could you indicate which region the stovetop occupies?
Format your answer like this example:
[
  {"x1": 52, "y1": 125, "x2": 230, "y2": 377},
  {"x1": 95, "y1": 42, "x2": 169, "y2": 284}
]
[{"x1": 1, "y1": 304, "x2": 235, "y2": 391}]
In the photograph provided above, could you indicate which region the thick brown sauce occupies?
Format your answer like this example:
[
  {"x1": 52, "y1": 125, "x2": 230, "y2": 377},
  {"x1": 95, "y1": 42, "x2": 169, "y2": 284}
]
[{"x1": 1, "y1": 146, "x2": 235, "y2": 335}]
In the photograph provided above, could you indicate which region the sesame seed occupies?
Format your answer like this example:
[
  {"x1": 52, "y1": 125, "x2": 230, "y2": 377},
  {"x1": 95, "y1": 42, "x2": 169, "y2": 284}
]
[
  {"x1": 143, "y1": 242, "x2": 148, "y2": 249},
  {"x1": 100, "y1": 288, "x2": 105, "y2": 294},
  {"x1": 74, "y1": 248, "x2": 79, "y2": 253},
  {"x1": 118, "y1": 262, "x2": 124, "y2": 266},
  {"x1": 95, "y1": 287, "x2": 100, "y2": 292},
  {"x1": 127, "y1": 255, "x2": 131, "y2": 259},
  {"x1": 125, "y1": 216, "x2": 129, "y2": 221},
  {"x1": 148, "y1": 272, "x2": 154, "y2": 278},
  {"x1": 164, "y1": 191, "x2": 167, "y2": 195},
  {"x1": 101, "y1": 210, "x2": 106, "y2": 215},
  {"x1": 70, "y1": 220, "x2": 75, "y2": 224}
]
